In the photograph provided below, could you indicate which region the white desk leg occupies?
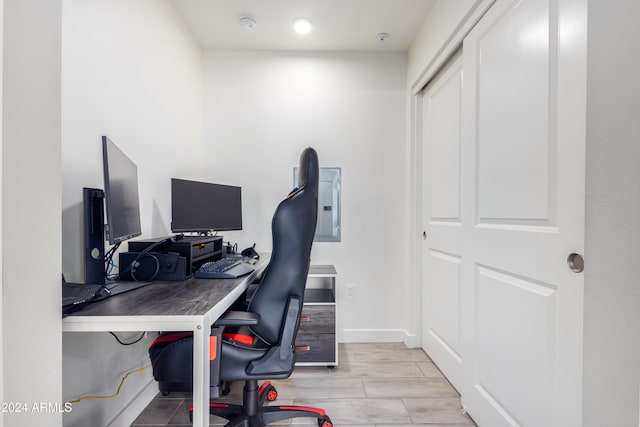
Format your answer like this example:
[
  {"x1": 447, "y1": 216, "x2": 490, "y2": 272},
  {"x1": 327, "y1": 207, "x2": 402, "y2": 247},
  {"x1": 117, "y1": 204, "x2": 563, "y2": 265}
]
[{"x1": 192, "y1": 323, "x2": 210, "y2": 427}]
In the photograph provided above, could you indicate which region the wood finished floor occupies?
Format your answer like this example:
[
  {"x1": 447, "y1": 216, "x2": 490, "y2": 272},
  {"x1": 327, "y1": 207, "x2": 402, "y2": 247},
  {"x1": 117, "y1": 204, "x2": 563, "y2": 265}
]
[{"x1": 131, "y1": 343, "x2": 476, "y2": 426}]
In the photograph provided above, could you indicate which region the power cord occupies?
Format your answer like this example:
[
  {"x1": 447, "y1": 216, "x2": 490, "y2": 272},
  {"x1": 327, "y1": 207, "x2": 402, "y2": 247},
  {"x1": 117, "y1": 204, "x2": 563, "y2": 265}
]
[
  {"x1": 111, "y1": 237, "x2": 171, "y2": 281},
  {"x1": 129, "y1": 253, "x2": 161, "y2": 282},
  {"x1": 109, "y1": 331, "x2": 146, "y2": 346},
  {"x1": 68, "y1": 333, "x2": 150, "y2": 405},
  {"x1": 104, "y1": 242, "x2": 121, "y2": 279},
  {"x1": 66, "y1": 365, "x2": 151, "y2": 405}
]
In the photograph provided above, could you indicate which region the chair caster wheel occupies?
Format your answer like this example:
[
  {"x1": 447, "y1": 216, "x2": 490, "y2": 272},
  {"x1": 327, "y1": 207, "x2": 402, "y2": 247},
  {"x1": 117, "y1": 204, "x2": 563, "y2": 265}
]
[
  {"x1": 258, "y1": 381, "x2": 278, "y2": 405},
  {"x1": 318, "y1": 415, "x2": 333, "y2": 427},
  {"x1": 221, "y1": 383, "x2": 231, "y2": 396},
  {"x1": 264, "y1": 384, "x2": 278, "y2": 402}
]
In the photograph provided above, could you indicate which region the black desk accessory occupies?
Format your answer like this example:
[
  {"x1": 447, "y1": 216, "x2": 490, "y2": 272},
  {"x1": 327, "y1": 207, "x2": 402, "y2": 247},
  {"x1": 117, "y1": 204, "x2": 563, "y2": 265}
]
[
  {"x1": 118, "y1": 251, "x2": 187, "y2": 281},
  {"x1": 128, "y1": 235, "x2": 223, "y2": 278},
  {"x1": 62, "y1": 279, "x2": 104, "y2": 316},
  {"x1": 62, "y1": 274, "x2": 152, "y2": 317},
  {"x1": 241, "y1": 243, "x2": 259, "y2": 260}
]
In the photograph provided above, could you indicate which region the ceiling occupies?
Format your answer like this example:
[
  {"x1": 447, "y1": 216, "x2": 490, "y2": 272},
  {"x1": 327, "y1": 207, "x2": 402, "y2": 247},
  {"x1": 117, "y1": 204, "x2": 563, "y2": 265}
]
[{"x1": 171, "y1": 0, "x2": 437, "y2": 52}]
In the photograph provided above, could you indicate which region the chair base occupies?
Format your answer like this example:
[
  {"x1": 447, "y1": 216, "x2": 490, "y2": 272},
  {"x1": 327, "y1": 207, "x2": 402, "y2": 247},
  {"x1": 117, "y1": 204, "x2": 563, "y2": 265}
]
[
  {"x1": 190, "y1": 380, "x2": 332, "y2": 427},
  {"x1": 208, "y1": 403, "x2": 332, "y2": 427}
]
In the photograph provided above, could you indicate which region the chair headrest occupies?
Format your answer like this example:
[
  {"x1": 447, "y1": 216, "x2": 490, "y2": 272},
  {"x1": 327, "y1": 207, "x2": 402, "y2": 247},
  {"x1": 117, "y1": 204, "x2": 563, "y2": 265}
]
[{"x1": 297, "y1": 147, "x2": 319, "y2": 196}]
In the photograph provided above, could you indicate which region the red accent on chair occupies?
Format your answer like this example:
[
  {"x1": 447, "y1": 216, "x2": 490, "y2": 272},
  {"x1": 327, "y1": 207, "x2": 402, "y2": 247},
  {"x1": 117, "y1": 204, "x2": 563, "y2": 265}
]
[
  {"x1": 209, "y1": 336, "x2": 217, "y2": 360},
  {"x1": 279, "y1": 405, "x2": 326, "y2": 416},
  {"x1": 149, "y1": 332, "x2": 192, "y2": 347},
  {"x1": 188, "y1": 403, "x2": 230, "y2": 412},
  {"x1": 222, "y1": 332, "x2": 254, "y2": 346}
]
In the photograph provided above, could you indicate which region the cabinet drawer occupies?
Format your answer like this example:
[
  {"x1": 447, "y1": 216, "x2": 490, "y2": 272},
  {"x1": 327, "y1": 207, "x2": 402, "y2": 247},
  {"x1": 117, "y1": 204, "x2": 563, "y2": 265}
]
[
  {"x1": 295, "y1": 333, "x2": 336, "y2": 363},
  {"x1": 298, "y1": 305, "x2": 335, "y2": 334}
]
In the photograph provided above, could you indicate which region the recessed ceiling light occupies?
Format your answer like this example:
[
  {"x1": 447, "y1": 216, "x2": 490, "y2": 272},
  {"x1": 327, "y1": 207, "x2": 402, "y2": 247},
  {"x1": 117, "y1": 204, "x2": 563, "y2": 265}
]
[
  {"x1": 293, "y1": 18, "x2": 312, "y2": 35},
  {"x1": 239, "y1": 16, "x2": 258, "y2": 32}
]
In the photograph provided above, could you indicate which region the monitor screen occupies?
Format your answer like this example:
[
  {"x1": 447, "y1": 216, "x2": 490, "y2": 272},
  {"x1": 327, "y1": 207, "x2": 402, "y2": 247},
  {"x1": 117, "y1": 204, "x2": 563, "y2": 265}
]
[
  {"x1": 171, "y1": 178, "x2": 242, "y2": 233},
  {"x1": 102, "y1": 136, "x2": 142, "y2": 245}
]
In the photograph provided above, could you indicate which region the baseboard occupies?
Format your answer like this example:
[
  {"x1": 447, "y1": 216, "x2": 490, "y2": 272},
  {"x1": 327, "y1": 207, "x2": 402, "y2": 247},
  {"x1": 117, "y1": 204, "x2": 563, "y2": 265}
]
[
  {"x1": 106, "y1": 378, "x2": 158, "y2": 427},
  {"x1": 403, "y1": 331, "x2": 420, "y2": 348}
]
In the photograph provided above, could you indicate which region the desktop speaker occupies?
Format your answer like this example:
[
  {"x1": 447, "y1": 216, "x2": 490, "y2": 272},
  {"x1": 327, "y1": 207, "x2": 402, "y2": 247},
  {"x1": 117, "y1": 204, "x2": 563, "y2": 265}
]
[
  {"x1": 83, "y1": 188, "x2": 106, "y2": 286},
  {"x1": 118, "y1": 252, "x2": 188, "y2": 282}
]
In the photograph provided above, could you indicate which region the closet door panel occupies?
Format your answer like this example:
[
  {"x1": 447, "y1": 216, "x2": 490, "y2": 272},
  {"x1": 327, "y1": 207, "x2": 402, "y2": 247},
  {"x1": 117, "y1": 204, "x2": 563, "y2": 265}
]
[
  {"x1": 476, "y1": 0, "x2": 552, "y2": 222},
  {"x1": 460, "y1": 0, "x2": 586, "y2": 426},
  {"x1": 421, "y1": 50, "x2": 465, "y2": 392}
]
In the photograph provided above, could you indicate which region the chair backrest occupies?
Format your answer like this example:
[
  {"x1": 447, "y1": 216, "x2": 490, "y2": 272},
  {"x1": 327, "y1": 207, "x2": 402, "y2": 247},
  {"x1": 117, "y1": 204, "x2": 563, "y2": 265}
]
[{"x1": 248, "y1": 147, "x2": 319, "y2": 345}]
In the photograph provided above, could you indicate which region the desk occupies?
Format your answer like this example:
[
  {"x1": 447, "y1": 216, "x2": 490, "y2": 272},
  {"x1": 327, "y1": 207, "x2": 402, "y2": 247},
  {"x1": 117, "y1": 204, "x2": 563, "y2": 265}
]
[{"x1": 62, "y1": 255, "x2": 269, "y2": 427}]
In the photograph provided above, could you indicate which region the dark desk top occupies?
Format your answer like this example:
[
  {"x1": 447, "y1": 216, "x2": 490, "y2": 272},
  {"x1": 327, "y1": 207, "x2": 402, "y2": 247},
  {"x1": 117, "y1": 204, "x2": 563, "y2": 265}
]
[
  {"x1": 66, "y1": 276, "x2": 248, "y2": 317},
  {"x1": 64, "y1": 255, "x2": 268, "y2": 321}
]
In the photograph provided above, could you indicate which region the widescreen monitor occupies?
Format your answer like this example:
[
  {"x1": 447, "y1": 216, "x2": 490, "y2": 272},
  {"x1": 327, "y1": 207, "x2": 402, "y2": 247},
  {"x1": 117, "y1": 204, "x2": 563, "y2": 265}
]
[
  {"x1": 171, "y1": 178, "x2": 242, "y2": 233},
  {"x1": 102, "y1": 136, "x2": 142, "y2": 245}
]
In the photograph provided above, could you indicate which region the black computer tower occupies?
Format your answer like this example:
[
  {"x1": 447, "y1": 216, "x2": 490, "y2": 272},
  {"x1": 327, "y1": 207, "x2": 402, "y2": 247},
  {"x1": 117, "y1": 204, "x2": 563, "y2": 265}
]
[{"x1": 83, "y1": 187, "x2": 106, "y2": 285}]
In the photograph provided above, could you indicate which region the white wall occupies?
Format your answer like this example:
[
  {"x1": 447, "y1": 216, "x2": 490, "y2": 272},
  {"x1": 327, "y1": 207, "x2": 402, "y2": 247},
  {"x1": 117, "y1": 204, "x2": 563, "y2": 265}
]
[
  {"x1": 0, "y1": 0, "x2": 4, "y2": 424},
  {"x1": 2, "y1": 1, "x2": 62, "y2": 426},
  {"x1": 202, "y1": 50, "x2": 409, "y2": 342},
  {"x1": 61, "y1": 1, "x2": 203, "y2": 425},
  {"x1": 583, "y1": 0, "x2": 640, "y2": 425},
  {"x1": 61, "y1": 0, "x2": 204, "y2": 281}
]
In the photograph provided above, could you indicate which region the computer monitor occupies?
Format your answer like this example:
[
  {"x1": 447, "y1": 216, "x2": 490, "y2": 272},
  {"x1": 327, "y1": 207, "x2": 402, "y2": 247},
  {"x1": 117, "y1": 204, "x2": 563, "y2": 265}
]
[
  {"x1": 102, "y1": 136, "x2": 142, "y2": 245},
  {"x1": 171, "y1": 178, "x2": 242, "y2": 233}
]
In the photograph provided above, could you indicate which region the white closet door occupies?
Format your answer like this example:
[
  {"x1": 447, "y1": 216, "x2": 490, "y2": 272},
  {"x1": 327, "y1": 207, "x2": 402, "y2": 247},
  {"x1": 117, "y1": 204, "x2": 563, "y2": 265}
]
[
  {"x1": 420, "y1": 50, "x2": 465, "y2": 391},
  {"x1": 459, "y1": 0, "x2": 586, "y2": 426}
]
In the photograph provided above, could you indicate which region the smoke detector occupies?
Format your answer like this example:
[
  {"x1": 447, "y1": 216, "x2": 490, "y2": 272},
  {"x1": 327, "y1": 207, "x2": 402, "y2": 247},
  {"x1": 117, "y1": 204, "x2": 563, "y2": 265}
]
[
  {"x1": 377, "y1": 32, "x2": 390, "y2": 42},
  {"x1": 239, "y1": 16, "x2": 258, "y2": 32}
]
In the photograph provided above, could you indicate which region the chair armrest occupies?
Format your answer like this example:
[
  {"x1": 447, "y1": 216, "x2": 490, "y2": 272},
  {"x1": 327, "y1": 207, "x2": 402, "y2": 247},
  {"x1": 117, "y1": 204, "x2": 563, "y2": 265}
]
[{"x1": 213, "y1": 311, "x2": 260, "y2": 327}]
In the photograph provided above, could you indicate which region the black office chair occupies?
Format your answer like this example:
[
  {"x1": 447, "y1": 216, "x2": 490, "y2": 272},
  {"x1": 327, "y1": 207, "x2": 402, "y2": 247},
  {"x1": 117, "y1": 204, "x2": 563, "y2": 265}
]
[{"x1": 148, "y1": 147, "x2": 332, "y2": 427}]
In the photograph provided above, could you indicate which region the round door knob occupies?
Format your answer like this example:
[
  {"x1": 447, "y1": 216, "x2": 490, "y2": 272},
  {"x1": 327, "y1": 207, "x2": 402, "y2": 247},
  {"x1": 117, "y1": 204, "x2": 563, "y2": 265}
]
[
  {"x1": 567, "y1": 253, "x2": 584, "y2": 273},
  {"x1": 422, "y1": 231, "x2": 427, "y2": 239}
]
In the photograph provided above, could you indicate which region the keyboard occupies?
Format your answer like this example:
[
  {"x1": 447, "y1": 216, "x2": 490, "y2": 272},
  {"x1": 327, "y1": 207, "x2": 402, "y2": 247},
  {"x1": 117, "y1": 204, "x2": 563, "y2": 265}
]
[{"x1": 194, "y1": 258, "x2": 255, "y2": 279}]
